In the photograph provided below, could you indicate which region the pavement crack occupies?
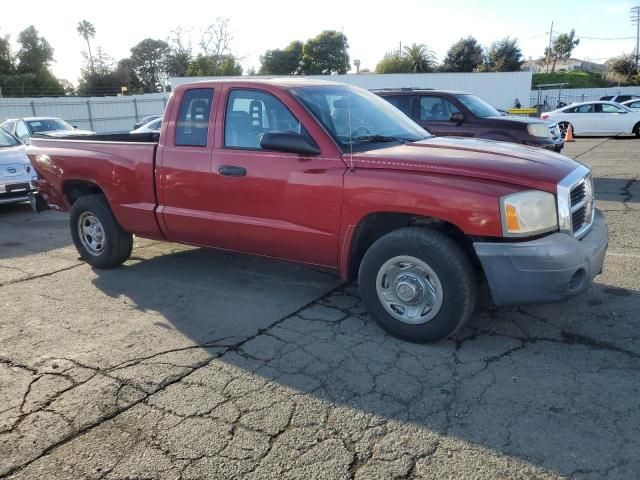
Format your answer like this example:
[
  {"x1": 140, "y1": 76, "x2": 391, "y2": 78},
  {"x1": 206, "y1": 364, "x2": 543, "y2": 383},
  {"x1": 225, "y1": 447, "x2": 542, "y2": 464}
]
[{"x1": 0, "y1": 262, "x2": 84, "y2": 288}]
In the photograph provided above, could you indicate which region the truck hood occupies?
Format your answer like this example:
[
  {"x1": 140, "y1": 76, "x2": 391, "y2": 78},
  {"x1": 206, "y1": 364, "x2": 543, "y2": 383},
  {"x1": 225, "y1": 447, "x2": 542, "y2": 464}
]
[{"x1": 349, "y1": 136, "x2": 581, "y2": 192}]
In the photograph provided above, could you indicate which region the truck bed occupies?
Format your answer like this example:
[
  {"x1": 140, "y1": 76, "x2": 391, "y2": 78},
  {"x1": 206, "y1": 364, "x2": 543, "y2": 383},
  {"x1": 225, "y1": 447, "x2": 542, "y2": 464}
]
[{"x1": 28, "y1": 135, "x2": 162, "y2": 239}]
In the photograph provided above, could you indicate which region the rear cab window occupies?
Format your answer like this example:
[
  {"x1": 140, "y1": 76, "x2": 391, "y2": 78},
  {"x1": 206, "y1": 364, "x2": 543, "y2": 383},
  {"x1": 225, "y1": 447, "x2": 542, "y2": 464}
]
[{"x1": 175, "y1": 88, "x2": 214, "y2": 147}]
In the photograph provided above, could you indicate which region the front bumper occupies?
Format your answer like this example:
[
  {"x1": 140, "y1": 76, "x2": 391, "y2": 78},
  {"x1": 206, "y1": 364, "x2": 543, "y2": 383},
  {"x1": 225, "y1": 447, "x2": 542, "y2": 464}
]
[
  {"x1": 524, "y1": 138, "x2": 564, "y2": 152},
  {"x1": 473, "y1": 209, "x2": 608, "y2": 305}
]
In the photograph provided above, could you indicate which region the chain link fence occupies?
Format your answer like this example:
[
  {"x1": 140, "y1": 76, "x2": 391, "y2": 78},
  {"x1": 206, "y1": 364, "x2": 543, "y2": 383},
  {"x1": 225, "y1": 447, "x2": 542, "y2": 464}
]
[{"x1": 0, "y1": 93, "x2": 169, "y2": 133}]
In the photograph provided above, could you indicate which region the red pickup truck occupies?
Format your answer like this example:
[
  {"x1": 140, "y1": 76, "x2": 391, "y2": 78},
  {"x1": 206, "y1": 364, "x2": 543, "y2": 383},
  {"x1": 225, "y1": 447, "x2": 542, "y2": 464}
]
[{"x1": 27, "y1": 79, "x2": 608, "y2": 342}]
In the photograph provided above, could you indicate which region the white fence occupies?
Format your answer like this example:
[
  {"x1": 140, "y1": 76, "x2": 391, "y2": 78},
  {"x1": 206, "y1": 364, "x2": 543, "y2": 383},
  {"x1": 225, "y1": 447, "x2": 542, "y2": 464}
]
[
  {"x1": 530, "y1": 86, "x2": 640, "y2": 107},
  {"x1": 0, "y1": 93, "x2": 169, "y2": 133},
  {"x1": 171, "y1": 72, "x2": 534, "y2": 110}
]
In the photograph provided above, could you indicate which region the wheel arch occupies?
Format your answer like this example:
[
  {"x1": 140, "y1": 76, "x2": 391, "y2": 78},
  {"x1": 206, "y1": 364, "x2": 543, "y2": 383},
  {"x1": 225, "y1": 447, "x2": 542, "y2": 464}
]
[
  {"x1": 345, "y1": 211, "x2": 479, "y2": 281},
  {"x1": 62, "y1": 179, "x2": 105, "y2": 206}
]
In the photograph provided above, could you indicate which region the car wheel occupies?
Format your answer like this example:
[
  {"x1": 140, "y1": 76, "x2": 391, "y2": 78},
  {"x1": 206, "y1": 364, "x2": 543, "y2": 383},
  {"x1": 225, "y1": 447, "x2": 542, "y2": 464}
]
[
  {"x1": 70, "y1": 194, "x2": 133, "y2": 268},
  {"x1": 633, "y1": 122, "x2": 640, "y2": 138},
  {"x1": 558, "y1": 121, "x2": 571, "y2": 139},
  {"x1": 358, "y1": 227, "x2": 477, "y2": 343}
]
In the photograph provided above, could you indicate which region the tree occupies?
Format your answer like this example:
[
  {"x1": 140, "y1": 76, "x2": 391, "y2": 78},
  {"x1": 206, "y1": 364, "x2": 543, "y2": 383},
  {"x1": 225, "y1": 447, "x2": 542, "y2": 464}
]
[
  {"x1": 12, "y1": 26, "x2": 64, "y2": 96},
  {"x1": 375, "y1": 51, "x2": 413, "y2": 73},
  {"x1": 188, "y1": 54, "x2": 242, "y2": 76},
  {"x1": 403, "y1": 43, "x2": 436, "y2": 72},
  {"x1": 0, "y1": 33, "x2": 14, "y2": 75},
  {"x1": 442, "y1": 36, "x2": 484, "y2": 72},
  {"x1": 607, "y1": 54, "x2": 638, "y2": 83},
  {"x1": 115, "y1": 58, "x2": 143, "y2": 93},
  {"x1": 77, "y1": 47, "x2": 129, "y2": 96},
  {"x1": 165, "y1": 28, "x2": 192, "y2": 78},
  {"x1": 482, "y1": 37, "x2": 523, "y2": 72},
  {"x1": 259, "y1": 41, "x2": 303, "y2": 75},
  {"x1": 130, "y1": 38, "x2": 170, "y2": 92},
  {"x1": 546, "y1": 29, "x2": 579, "y2": 72},
  {"x1": 77, "y1": 20, "x2": 96, "y2": 73},
  {"x1": 302, "y1": 30, "x2": 349, "y2": 74}
]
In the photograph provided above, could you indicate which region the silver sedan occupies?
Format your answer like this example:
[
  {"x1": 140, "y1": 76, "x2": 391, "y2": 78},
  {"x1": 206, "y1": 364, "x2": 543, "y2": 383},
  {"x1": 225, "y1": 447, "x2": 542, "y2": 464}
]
[{"x1": 0, "y1": 129, "x2": 37, "y2": 205}]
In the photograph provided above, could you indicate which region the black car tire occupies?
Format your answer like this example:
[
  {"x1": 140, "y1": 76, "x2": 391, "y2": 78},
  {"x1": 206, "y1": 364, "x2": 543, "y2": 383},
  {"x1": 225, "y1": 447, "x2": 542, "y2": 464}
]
[
  {"x1": 70, "y1": 194, "x2": 133, "y2": 268},
  {"x1": 358, "y1": 227, "x2": 477, "y2": 343}
]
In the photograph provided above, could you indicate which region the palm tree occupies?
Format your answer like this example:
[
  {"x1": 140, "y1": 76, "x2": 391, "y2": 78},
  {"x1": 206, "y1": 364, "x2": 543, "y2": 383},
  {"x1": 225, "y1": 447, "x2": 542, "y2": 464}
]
[
  {"x1": 77, "y1": 20, "x2": 96, "y2": 73},
  {"x1": 403, "y1": 43, "x2": 436, "y2": 73}
]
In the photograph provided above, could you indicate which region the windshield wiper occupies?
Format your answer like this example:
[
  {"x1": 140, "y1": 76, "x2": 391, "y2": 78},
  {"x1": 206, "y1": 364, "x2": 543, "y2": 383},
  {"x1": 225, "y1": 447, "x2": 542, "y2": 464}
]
[{"x1": 349, "y1": 134, "x2": 413, "y2": 144}]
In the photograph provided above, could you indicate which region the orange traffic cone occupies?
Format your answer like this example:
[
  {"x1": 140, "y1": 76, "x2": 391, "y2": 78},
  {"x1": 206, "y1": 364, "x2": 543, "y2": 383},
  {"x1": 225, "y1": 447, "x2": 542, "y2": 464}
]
[{"x1": 564, "y1": 124, "x2": 575, "y2": 142}]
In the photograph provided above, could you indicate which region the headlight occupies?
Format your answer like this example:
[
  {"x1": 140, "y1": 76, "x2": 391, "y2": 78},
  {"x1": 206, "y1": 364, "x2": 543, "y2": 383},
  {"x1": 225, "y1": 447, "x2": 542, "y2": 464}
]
[
  {"x1": 527, "y1": 123, "x2": 551, "y2": 138},
  {"x1": 500, "y1": 190, "x2": 558, "y2": 237}
]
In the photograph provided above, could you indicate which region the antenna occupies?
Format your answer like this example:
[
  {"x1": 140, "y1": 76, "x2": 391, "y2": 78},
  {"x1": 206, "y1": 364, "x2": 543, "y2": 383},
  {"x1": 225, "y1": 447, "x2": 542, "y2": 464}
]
[{"x1": 341, "y1": 27, "x2": 354, "y2": 172}]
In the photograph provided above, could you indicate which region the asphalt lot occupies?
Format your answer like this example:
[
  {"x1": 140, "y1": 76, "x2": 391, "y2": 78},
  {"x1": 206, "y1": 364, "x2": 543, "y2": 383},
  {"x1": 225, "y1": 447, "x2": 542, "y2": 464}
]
[{"x1": 1, "y1": 137, "x2": 639, "y2": 480}]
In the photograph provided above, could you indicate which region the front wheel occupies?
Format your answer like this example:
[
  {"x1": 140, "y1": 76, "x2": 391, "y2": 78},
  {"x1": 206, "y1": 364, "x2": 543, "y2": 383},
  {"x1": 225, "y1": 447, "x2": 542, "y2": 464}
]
[
  {"x1": 558, "y1": 121, "x2": 571, "y2": 139},
  {"x1": 70, "y1": 194, "x2": 133, "y2": 268},
  {"x1": 358, "y1": 228, "x2": 477, "y2": 343}
]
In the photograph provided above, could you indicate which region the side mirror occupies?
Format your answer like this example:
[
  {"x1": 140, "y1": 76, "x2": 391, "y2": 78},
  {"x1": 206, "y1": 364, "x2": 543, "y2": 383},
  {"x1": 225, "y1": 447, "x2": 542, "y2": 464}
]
[
  {"x1": 73, "y1": 125, "x2": 79, "y2": 129},
  {"x1": 260, "y1": 131, "x2": 320, "y2": 156},
  {"x1": 450, "y1": 112, "x2": 465, "y2": 124}
]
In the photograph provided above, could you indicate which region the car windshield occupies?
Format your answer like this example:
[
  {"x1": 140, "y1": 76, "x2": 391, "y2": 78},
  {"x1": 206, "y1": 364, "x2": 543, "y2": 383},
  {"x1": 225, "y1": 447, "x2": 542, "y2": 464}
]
[
  {"x1": 455, "y1": 94, "x2": 501, "y2": 118},
  {"x1": 0, "y1": 128, "x2": 20, "y2": 147},
  {"x1": 291, "y1": 85, "x2": 430, "y2": 151},
  {"x1": 26, "y1": 118, "x2": 73, "y2": 133}
]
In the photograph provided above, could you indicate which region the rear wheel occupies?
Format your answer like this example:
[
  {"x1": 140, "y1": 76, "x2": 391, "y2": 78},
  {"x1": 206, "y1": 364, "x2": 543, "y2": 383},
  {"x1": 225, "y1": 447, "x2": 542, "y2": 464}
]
[
  {"x1": 633, "y1": 122, "x2": 640, "y2": 138},
  {"x1": 70, "y1": 194, "x2": 133, "y2": 268},
  {"x1": 358, "y1": 228, "x2": 477, "y2": 343}
]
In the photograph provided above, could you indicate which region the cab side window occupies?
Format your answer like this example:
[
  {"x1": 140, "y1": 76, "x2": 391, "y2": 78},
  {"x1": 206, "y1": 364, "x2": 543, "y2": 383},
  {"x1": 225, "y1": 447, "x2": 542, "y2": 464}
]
[
  {"x1": 419, "y1": 96, "x2": 460, "y2": 121},
  {"x1": 224, "y1": 89, "x2": 310, "y2": 150},
  {"x1": 175, "y1": 88, "x2": 214, "y2": 147}
]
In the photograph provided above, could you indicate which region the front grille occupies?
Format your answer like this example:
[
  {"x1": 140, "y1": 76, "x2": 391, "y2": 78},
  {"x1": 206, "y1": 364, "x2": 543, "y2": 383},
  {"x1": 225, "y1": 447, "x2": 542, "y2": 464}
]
[
  {"x1": 569, "y1": 178, "x2": 592, "y2": 237},
  {"x1": 570, "y1": 182, "x2": 586, "y2": 206}
]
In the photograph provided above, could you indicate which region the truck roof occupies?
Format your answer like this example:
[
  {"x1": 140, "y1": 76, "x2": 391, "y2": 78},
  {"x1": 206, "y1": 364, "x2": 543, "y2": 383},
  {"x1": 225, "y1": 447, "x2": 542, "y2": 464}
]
[{"x1": 173, "y1": 77, "x2": 343, "y2": 92}]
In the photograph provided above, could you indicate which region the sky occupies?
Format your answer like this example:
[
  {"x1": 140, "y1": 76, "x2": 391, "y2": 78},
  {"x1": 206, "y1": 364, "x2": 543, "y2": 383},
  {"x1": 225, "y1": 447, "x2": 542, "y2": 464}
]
[{"x1": 1, "y1": 0, "x2": 638, "y2": 85}]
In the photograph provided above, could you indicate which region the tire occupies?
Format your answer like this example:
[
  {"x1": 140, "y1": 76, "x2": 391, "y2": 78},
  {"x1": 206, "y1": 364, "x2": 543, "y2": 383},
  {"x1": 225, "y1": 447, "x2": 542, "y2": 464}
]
[
  {"x1": 358, "y1": 227, "x2": 477, "y2": 343},
  {"x1": 558, "y1": 121, "x2": 571, "y2": 139},
  {"x1": 70, "y1": 194, "x2": 133, "y2": 268},
  {"x1": 633, "y1": 122, "x2": 640, "y2": 138}
]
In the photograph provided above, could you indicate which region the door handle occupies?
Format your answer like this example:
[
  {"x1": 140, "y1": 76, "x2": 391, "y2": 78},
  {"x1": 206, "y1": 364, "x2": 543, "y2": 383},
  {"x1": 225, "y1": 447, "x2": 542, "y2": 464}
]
[{"x1": 219, "y1": 165, "x2": 247, "y2": 177}]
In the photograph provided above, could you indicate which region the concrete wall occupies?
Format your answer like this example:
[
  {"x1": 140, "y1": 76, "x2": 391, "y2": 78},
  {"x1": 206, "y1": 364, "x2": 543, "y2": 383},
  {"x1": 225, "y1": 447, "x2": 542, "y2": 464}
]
[
  {"x1": 0, "y1": 93, "x2": 169, "y2": 133},
  {"x1": 171, "y1": 72, "x2": 533, "y2": 109}
]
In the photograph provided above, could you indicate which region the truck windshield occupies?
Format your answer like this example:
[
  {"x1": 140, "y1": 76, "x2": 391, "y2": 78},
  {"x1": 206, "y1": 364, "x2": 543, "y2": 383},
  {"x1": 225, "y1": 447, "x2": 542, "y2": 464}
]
[
  {"x1": 0, "y1": 128, "x2": 20, "y2": 147},
  {"x1": 292, "y1": 85, "x2": 430, "y2": 151},
  {"x1": 455, "y1": 94, "x2": 501, "y2": 118}
]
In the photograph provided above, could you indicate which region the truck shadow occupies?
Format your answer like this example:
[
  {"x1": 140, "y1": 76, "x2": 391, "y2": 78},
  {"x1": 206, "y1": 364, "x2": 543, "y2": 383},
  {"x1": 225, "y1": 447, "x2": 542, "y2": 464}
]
[{"x1": 92, "y1": 248, "x2": 640, "y2": 477}]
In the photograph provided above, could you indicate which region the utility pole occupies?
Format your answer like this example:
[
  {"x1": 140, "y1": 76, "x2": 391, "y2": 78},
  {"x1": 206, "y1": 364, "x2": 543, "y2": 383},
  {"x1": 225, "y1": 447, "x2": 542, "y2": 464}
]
[
  {"x1": 632, "y1": 6, "x2": 640, "y2": 70},
  {"x1": 546, "y1": 21, "x2": 554, "y2": 73}
]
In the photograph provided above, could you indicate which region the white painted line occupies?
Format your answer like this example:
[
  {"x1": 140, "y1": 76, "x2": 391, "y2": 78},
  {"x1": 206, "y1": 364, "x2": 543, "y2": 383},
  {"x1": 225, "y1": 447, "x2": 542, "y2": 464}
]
[{"x1": 606, "y1": 252, "x2": 640, "y2": 259}]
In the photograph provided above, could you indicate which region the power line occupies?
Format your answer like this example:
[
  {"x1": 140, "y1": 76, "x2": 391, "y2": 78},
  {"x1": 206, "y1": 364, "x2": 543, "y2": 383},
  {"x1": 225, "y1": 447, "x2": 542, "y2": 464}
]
[{"x1": 632, "y1": 5, "x2": 640, "y2": 69}]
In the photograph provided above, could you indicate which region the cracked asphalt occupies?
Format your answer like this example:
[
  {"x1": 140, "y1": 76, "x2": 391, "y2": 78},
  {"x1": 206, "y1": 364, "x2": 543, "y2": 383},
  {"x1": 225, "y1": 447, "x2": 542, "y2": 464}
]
[{"x1": 1, "y1": 137, "x2": 639, "y2": 479}]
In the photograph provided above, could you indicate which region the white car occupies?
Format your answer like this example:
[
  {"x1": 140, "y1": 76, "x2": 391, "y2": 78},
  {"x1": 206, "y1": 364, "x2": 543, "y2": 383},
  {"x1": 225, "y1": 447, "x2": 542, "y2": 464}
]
[
  {"x1": 622, "y1": 98, "x2": 640, "y2": 110},
  {"x1": 130, "y1": 116, "x2": 163, "y2": 134},
  {"x1": 600, "y1": 94, "x2": 640, "y2": 104},
  {"x1": 540, "y1": 101, "x2": 640, "y2": 137},
  {"x1": 0, "y1": 117, "x2": 95, "y2": 143},
  {"x1": 0, "y1": 128, "x2": 37, "y2": 205}
]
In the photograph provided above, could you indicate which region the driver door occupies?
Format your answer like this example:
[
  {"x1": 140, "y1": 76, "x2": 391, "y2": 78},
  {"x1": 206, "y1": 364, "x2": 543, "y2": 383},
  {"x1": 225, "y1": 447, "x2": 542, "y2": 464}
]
[
  {"x1": 416, "y1": 96, "x2": 471, "y2": 137},
  {"x1": 209, "y1": 86, "x2": 345, "y2": 268}
]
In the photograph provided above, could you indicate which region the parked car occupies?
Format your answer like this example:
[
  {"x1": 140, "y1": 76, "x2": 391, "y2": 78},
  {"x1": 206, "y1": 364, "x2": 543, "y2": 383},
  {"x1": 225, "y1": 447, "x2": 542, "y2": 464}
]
[
  {"x1": 375, "y1": 89, "x2": 564, "y2": 152},
  {"x1": 0, "y1": 128, "x2": 37, "y2": 205},
  {"x1": 133, "y1": 115, "x2": 162, "y2": 130},
  {"x1": 0, "y1": 117, "x2": 95, "y2": 143},
  {"x1": 622, "y1": 98, "x2": 640, "y2": 110},
  {"x1": 27, "y1": 79, "x2": 607, "y2": 343},
  {"x1": 600, "y1": 94, "x2": 640, "y2": 103},
  {"x1": 541, "y1": 101, "x2": 640, "y2": 137},
  {"x1": 130, "y1": 116, "x2": 163, "y2": 134}
]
